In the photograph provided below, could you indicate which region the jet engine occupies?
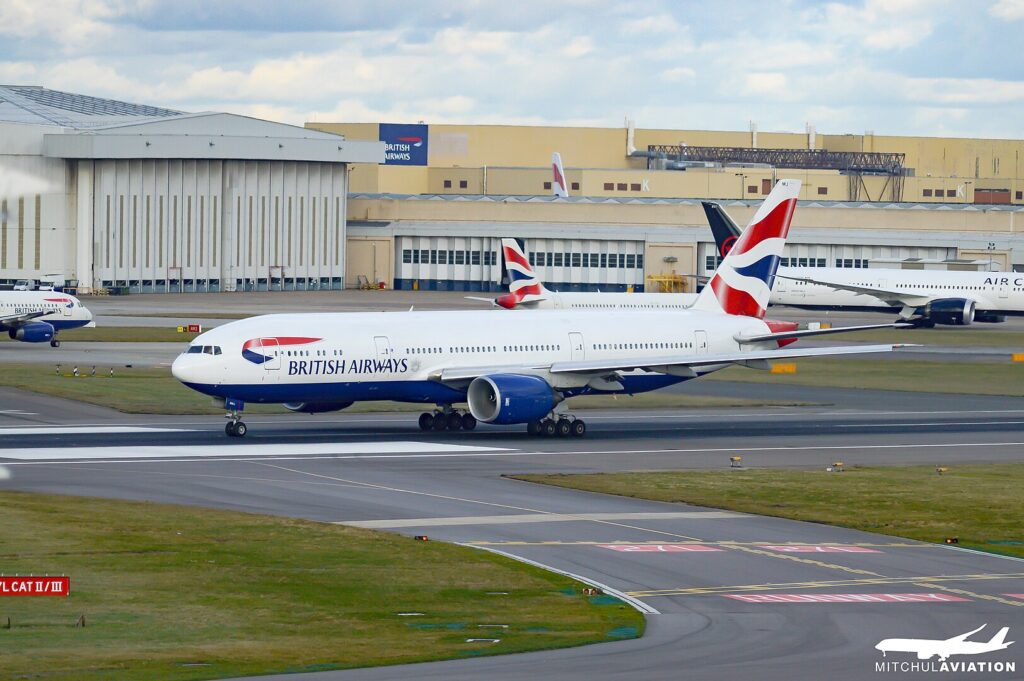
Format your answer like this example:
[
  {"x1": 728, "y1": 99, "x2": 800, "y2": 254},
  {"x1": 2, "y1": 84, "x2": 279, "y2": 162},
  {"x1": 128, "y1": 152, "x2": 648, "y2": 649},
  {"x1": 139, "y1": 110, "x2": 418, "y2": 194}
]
[
  {"x1": 283, "y1": 401, "x2": 354, "y2": 414},
  {"x1": 467, "y1": 374, "x2": 555, "y2": 424},
  {"x1": 915, "y1": 298, "x2": 976, "y2": 326},
  {"x1": 8, "y1": 321, "x2": 55, "y2": 343}
]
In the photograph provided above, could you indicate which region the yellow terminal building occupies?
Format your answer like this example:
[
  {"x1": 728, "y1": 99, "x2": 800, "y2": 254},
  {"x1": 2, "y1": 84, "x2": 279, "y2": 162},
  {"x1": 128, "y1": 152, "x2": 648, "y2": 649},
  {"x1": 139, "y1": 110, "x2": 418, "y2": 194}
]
[{"x1": 312, "y1": 121, "x2": 1024, "y2": 293}]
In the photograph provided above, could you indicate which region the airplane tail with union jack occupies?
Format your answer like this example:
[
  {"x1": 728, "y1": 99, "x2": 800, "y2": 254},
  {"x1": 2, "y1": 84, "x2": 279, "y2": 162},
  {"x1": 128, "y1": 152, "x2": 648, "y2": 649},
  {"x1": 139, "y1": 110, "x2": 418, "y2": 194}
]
[
  {"x1": 693, "y1": 179, "x2": 800, "y2": 319},
  {"x1": 495, "y1": 238, "x2": 549, "y2": 309}
]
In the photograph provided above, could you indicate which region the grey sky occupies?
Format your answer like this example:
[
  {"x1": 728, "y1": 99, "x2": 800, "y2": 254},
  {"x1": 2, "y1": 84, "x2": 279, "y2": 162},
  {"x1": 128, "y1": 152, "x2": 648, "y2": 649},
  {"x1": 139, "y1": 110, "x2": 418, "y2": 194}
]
[{"x1": 2, "y1": 0, "x2": 1022, "y2": 138}]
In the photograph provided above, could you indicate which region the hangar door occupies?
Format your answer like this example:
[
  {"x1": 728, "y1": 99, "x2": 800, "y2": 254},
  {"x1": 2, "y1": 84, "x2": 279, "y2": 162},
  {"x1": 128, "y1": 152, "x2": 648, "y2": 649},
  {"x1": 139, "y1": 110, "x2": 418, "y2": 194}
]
[{"x1": 92, "y1": 159, "x2": 348, "y2": 292}]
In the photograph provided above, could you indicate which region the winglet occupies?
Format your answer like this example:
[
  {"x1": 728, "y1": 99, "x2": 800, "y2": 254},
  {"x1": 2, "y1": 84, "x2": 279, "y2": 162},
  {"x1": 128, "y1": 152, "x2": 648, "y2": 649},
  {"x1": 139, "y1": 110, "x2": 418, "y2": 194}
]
[
  {"x1": 692, "y1": 180, "x2": 801, "y2": 318},
  {"x1": 552, "y1": 153, "x2": 569, "y2": 198}
]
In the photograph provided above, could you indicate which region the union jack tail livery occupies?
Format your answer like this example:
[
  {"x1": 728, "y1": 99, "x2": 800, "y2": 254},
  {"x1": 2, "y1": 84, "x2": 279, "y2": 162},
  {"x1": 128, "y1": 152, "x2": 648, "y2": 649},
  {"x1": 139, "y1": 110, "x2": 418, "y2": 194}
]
[
  {"x1": 693, "y1": 179, "x2": 801, "y2": 318},
  {"x1": 551, "y1": 152, "x2": 569, "y2": 198},
  {"x1": 497, "y1": 238, "x2": 549, "y2": 308}
]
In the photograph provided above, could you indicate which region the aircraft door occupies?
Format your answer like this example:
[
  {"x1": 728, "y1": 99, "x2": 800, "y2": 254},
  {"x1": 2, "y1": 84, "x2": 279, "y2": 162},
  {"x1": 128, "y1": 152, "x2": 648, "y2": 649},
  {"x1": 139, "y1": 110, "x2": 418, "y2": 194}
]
[
  {"x1": 62, "y1": 299, "x2": 73, "y2": 316},
  {"x1": 695, "y1": 330, "x2": 708, "y2": 354},
  {"x1": 569, "y1": 332, "x2": 585, "y2": 361},
  {"x1": 999, "y1": 283, "x2": 1009, "y2": 299},
  {"x1": 374, "y1": 335, "x2": 393, "y2": 363},
  {"x1": 260, "y1": 337, "x2": 280, "y2": 370}
]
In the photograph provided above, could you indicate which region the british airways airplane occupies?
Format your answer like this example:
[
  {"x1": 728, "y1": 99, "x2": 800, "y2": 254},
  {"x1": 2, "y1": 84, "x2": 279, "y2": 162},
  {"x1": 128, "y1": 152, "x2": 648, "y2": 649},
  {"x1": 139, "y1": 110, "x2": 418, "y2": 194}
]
[
  {"x1": 172, "y1": 180, "x2": 904, "y2": 438},
  {"x1": 0, "y1": 291, "x2": 94, "y2": 347},
  {"x1": 475, "y1": 238, "x2": 701, "y2": 310}
]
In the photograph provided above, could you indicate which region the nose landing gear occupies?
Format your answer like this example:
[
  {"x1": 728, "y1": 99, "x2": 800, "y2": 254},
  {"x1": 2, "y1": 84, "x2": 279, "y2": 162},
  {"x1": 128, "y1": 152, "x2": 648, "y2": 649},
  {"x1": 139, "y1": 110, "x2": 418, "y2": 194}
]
[{"x1": 224, "y1": 398, "x2": 247, "y2": 437}]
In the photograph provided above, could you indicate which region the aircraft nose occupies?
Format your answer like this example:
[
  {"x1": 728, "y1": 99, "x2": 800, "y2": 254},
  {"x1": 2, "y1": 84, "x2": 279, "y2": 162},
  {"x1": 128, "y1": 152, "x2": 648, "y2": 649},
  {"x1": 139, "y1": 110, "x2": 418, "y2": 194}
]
[{"x1": 171, "y1": 354, "x2": 199, "y2": 384}]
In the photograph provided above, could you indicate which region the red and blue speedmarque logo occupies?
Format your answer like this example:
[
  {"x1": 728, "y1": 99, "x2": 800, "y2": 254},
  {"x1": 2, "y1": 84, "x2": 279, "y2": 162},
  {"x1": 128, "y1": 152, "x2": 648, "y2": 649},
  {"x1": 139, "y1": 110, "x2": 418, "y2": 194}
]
[
  {"x1": 242, "y1": 337, "x2": 322, "y2": 365},
  {"x1": 396, "y1": 136, "x2": 423, "y2": 147}
]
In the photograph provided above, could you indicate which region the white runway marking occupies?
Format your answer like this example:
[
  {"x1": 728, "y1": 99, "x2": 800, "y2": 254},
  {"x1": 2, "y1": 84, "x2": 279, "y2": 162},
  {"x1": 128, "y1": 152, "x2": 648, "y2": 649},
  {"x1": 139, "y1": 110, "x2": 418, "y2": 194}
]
[
  {"x1": 0, "y1": 441, "x2": 509, "y2": 461},
  {"x1": 339, "y1": 511, "x2": 745, "y2": 529},
  {"x1": 0, "y1": 426, "x2": 190, "y2": 436}
]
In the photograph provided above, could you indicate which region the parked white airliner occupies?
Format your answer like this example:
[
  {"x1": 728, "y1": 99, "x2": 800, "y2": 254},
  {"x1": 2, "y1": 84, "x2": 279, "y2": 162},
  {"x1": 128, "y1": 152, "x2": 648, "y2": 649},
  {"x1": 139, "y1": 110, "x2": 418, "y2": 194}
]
[
  {"x1": 480, "y1": 238, "x2": 699, "y2": 310},
  {"x1": 702, "y1": 201, "x2": 1021, "y2": 325},
  {"x1": 0, "y1": 291, "x2": 94, "y2": 347},
  {"x1": 171, "y1": 180, "x2": 905, "y2": 438}
]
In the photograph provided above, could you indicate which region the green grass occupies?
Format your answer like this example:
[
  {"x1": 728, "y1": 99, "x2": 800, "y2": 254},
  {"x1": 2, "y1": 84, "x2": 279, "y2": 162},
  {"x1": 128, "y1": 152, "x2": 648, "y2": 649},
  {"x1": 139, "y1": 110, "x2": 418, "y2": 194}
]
[
  {"x1": 515, "y1": 465, "x2": 1024, "y2": 559},
  {"x1": 0, "y1": 364, "x2": 808, "y2": 415},
  {"x1": 0, "y1": 327, "x2": 200, "y2": 343},
  {"x1": 0, "y1": 491, "x2": 643, "y2": 680},
  {"x1": 835, "y1": 327, "x2": 1024, "y2": 348},
  {"x1": 707, "y1": 357, "x2": 1024, "y2": 395}
]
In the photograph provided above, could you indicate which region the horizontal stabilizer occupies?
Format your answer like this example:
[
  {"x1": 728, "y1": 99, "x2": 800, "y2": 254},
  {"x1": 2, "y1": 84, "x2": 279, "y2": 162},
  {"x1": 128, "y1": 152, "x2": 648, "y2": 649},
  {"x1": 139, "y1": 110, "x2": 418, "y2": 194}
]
[{"x1": 736, "y1": 322, "x2": 915, "y2": 344}]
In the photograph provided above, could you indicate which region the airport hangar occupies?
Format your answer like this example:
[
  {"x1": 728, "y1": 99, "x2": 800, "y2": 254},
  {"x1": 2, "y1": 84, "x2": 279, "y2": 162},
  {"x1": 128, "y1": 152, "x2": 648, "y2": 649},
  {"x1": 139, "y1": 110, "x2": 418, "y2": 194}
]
[{"x1": 1, "y1": 84, "x2": 1023, "y2": 296}]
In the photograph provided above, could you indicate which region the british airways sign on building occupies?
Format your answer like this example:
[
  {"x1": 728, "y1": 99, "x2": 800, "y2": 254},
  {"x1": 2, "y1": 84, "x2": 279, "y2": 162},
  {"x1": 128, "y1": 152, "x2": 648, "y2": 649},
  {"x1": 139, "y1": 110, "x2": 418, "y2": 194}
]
[{"x1": 380, "y1": 123, "x2": 428, "y2": 165}]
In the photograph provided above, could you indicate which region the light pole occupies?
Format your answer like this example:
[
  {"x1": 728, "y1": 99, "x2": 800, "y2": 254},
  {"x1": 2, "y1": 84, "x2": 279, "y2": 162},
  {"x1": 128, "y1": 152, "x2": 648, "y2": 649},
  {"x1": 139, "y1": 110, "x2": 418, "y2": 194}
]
[{"x1": 988, "y1": 241, "x2": 996, "y2": 271}]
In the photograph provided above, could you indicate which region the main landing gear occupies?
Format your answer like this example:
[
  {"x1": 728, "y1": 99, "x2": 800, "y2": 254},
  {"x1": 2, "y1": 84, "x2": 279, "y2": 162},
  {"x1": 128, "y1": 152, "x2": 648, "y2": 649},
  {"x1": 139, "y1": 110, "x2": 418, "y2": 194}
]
[
  {"x1": 418, "y1": 408, "x2": 477, "y2": 432},
  {"x1": 49, "y1": 339, "x2": 60, "y2": 348},
  {"x1": 526, "y1": 416, "x2": 586, "y2": 438}
]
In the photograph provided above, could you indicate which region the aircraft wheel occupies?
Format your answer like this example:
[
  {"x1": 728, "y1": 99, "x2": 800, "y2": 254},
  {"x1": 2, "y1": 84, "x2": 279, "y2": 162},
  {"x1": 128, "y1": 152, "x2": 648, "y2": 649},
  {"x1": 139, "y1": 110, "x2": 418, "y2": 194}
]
[
  {"x1": 418, "y1": 412, "x2": 434, "y2": 431},
  {"x1": 433, "y1": 414, "x2": 448, "y2": 431},
  {"x1": 50, "y1": 339, "x2": 60, "y2": 348},
  {"x1": 527, "y1": 420, "x2": 541, "y2": 436},
  {"x1": 447, "y1": 412, "x2": 463, "y2": 430},
  {"x1": 461, "y1": 413, "x2": 477, "y2": 431},
  {"x1": 225, "y1": 422, "x2": 236, "y2": 437},
  {"x1": 234, "y1": 421, "x2": 247, "y2": 437},
  {"x1": 541, "y1": 419, "x2": 557, "y2": 437},
  {"x1": 556, "y1": 418, "x2": 572, "y2": 437},
  {"x1": 571, "y1": 419, "x2": 587, "y2": 437}
]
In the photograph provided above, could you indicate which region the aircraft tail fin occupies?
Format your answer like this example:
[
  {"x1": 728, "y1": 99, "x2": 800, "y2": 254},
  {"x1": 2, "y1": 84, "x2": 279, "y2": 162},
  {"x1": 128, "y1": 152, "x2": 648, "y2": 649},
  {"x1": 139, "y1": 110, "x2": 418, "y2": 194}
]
[
  {"x1": 552, "y1": 152, "x2": 569, "y2": 198},
  {"x1": 498, "y1": 238, "x2": 548, "y2": 309},
  {"x1": 702, "y1": 201, "x2": 743, "y2": 258},
  {"x1": 691, "y1": 180, "x2": 801, "y2": 318},
  {"x1": 988, "y1": 627, "x2": 1012, "y2": 648}
]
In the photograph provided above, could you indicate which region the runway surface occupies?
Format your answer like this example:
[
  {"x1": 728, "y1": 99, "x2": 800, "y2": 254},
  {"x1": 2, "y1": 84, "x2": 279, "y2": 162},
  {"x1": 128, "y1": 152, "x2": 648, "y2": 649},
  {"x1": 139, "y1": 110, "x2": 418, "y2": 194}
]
[{"x1": 2, "y1": 384, "x2": 1023, "y2": 680}]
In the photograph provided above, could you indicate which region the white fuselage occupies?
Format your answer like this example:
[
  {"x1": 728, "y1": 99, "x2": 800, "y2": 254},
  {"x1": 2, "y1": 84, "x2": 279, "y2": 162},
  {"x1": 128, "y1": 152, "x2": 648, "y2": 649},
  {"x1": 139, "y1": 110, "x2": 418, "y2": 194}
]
[
  {"x1": 171, "y1": 308, "x2": 773, "y2": 405},
  {"x1": 529, "y1": 291, "x2": 698, "y2": 310},
  {"x1": 0, "y1": 291, "x2": 94, "y2": 331},
  {"x1": 772, "y1": 267, "x2": 1024, "y2": 314}
]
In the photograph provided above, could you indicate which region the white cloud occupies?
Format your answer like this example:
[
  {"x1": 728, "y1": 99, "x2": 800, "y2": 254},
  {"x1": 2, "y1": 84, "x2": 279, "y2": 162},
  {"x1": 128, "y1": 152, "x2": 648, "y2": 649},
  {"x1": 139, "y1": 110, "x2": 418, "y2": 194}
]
[
  {"x1": 990, "y1": 0, "x2": 1024, "y2": 20},
  {"x1": 815, "y1": 0, "x2": 941, "y2": 50},
  {"x1": 661, "y1": 66, "x2": 696, "y2": 83},
  {"x1": 561, "y1": 36, "x2": 594, "y2": 59},
  {"x1": 743, "y1": 72, "x2": 789, "y2": 97}
]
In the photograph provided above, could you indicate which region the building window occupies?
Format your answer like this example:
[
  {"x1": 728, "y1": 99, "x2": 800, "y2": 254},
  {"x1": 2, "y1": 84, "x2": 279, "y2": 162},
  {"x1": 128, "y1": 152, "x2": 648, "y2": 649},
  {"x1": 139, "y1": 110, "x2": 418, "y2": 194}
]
[
  {"x1": 443, "y1": 180, "x2": 452, "y2": 189},
  {"x1": 947, "y1": 189, "x2": 957, "y2": 197},
  {"x1": 923, "y1": 189, "x2": 932, "y2": 197},
  {"x1": 459, "y1": 180, "x2": 468, "y2": 189},
  {"x1": 420, "y1": 249, "x2": 428, "y2": 263},
  {"x1": 618, "y1": 254, "x2": 626, "y2": 268},
  {"x1": 571, "y1": 182, "x2": 580, "y2": 191},
  {"x1": 817, "y1": 258, "x2": 826, "y2": 267},
  {"x1": 471, "y1": 251, "x2": 481, "y2": 265},
  {"x1": 817, "y1": 187, "x2": 828, "y2": 195},
  {"x1": 484, "y1": 251, "x2": 497, "y2": 266},
  {"x1": 571, "y1": 253, "x2": 582, "y2": 267},
  {"x1": 630, "y1": 183, "x2": 641, "y2": 191},
  {"x1": 603, "y1": 182, "x2": 614, "y2": 190},
  {"x1": 747, "y1": 185, "x2": 757, "y2": 194},
  {"x1": 402, "y1": 249, "x2": 412, "y2": 264},
  {"x1": 455, "y1": 251, "x2": 465, "y2": 265},
  {"x1": 616, "y1": 183, "x2": 627, "y2": 191},
  {"x1": 1017, "y1": 191, "x2": 1023, "y2": 200},
  {"x1": 600, "y1": 253, "x2": 608, "y2": 267},
  {"x1": 554, "y1": 253, "x2": 563, "y2": 266},
  {"x1": 636, "y1": 254, "x2": 644, "y2": 268},
  {"x1": 429, "y1": 250, "x2": 438, "y2": 264},
  {"x1": 437, "y1": 250, "x2": 447, "y2": 264},
  {"x1": 608, "y1": 254, "x2": 617, "y2": 268},
  {"x1": 412, "y1": 250, "x2": 420, "y2": 264},
  {"x1": 543, "y1": 182, "x2": 552, "y2": 190}
]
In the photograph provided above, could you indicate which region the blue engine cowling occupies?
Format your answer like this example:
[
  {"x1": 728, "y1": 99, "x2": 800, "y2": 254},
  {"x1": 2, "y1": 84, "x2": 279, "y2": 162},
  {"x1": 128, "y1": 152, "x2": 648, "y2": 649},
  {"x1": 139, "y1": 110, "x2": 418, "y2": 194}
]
[
  {"x1": 916, "y1": 298, "x2": 975, "y2": 326},
  {"x1": 283, "y1": 401, "x2": 354, "y2": 414},
  {"x1": 9, "y1": 321, "x2": 55, "y2": 343},
  {"x1": 467, "y1": 374, "x2": 555, "y2": 425}
]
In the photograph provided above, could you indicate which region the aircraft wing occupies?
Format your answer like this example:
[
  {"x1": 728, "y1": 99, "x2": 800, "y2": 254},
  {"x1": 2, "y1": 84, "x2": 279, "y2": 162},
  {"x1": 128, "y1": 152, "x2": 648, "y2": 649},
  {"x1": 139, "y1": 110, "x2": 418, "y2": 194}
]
[
  {"x1": 945, "y1": 624, "x2": 987, "y2": 643},
  {"x1": 436, "y1": 344, "x2": 905, "y2": 383},
  {"x1": 777, "y1": 274, "x2": 934, "y2": 308},
  {"x1": 0, "y1": 309, "x2": 55, "y2": 329}
]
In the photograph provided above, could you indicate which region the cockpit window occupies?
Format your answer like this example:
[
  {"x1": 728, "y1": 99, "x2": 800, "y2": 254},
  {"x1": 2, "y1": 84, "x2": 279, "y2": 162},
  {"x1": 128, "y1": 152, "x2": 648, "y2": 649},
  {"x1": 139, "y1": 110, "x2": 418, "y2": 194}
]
[
  {"x1": 187, "y1": 345, "x2": 222, "y2": 355},
  {"x1": 187, "y1": 345, "x2": 203, "y2": 354}
]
